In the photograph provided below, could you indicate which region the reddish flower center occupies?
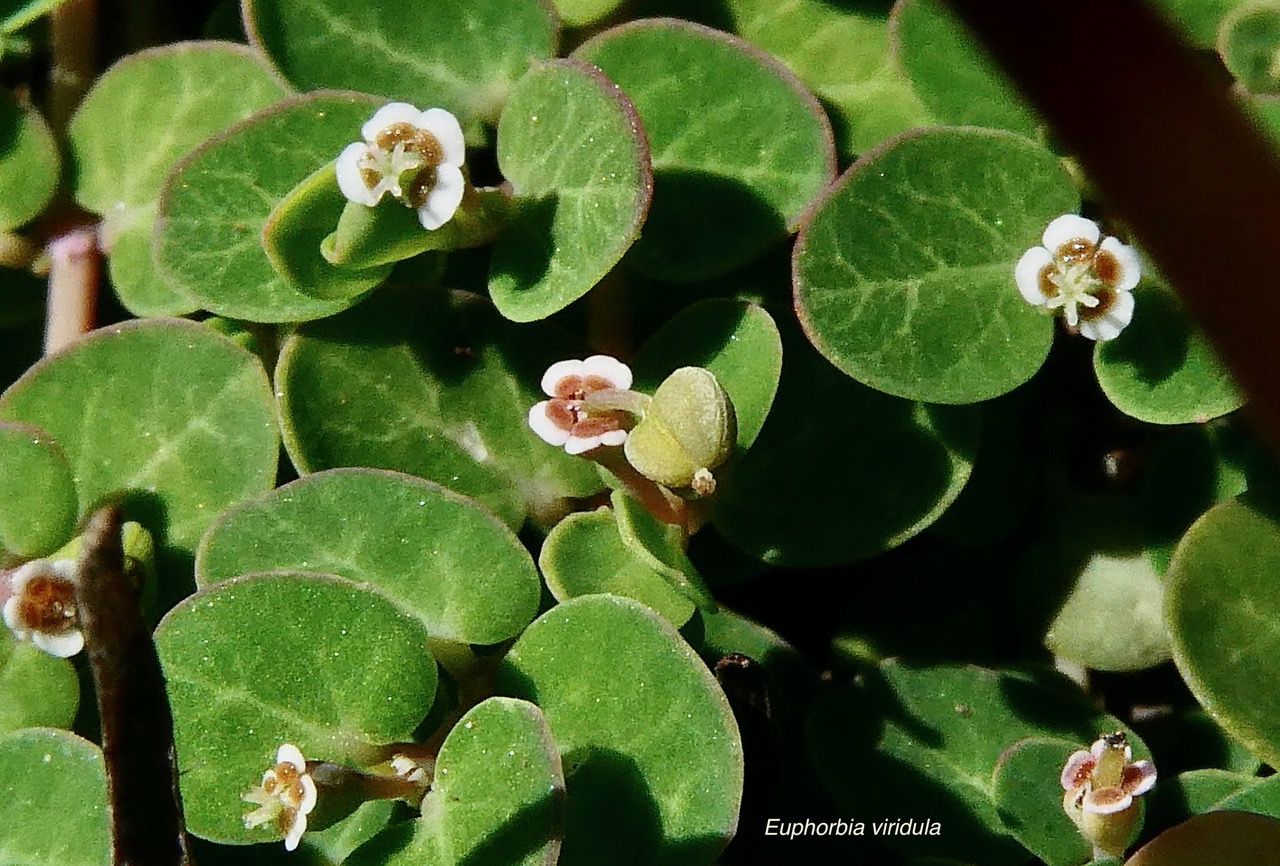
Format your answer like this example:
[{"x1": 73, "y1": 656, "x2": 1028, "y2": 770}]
[
  {"x1": 546, "y1": 375, "x2": 627, "y2": 438},
  {"x1": 16, "y1": 575, "x2": 77, "y2": 633}
]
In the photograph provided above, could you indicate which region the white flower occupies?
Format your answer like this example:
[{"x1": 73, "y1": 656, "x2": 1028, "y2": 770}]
[
  {"x1": 243, "y1": 743, "x2": 319, "y2": 851},
  {"x1": 528, "y1": 356, "x2": 634, "y2": 456},
  {"x1": 1061, "y1": 731, "x2": 1157, "y2": 815},
  {"x1": 2, "y1": 559, "x2": 83, "y2": 658},
  {"x1": 334, "y1": 103, "x2": 467, "y2": 230},
  {"x1": 1015, "y1": 214, "x2": 1141, "y2": 341}
]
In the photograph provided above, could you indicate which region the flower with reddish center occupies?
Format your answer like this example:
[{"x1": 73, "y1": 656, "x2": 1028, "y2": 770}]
[
  {"x1": 243, "y1": 743, "x2": 319, "y2": 851},
  {"x1": 1015, "y1": 214, "x2": 1141, "y2": 341},
  {"x1": 335, "y1": 103, "x2": 467, "y2": 230},
  {"x1": 1060, "y1": 731, "x2": 1156, "y2": 857},
  {"x1": 2, "y1": 559, "x2": 82, "y2": 658},
  {"x1": 528, "y1": 356, "x2": 636, "y2": 455}
]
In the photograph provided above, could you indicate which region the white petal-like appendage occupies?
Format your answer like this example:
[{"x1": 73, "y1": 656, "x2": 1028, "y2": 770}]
[
  {"x1": 277, "y1": 743, "x2": 307, "y2": 771},
  {"x1": 49, "y1": 559, "x2": 77, "y2": 580},
  {"x1": 1110, "y1": 289, "x2": 1136, "y2": 327},
  {"x1": 1015, "y1": 247, "x2": 1054, "y2": 306},
  {"x1": 528, "y1": 402, "x2": 571, "y2": 446},
  {"x1": 418, "y1": 108, "x2": 466, "y2": 167},
  {"x1": 1081, "y1": 786, "x2": 1133, "y2": 815},
  {"x1": 1042, "y1": 213, "x2": 1100, "y2": 251},
  {"x1": 298, "y1": 773, "x2": 318, "y2": 815},
  {"x1": 1099, "y1": 236, "x2": 1142, "y2": 290},
  {"x1": 1060, "y1": 749, "x2": 1095, "y2": 791},
  {"x1": 335, "y1": 143, "x2": 381, "y2": 206},
  {"x1": 1123, "y1": 760, "x2": 1157, "y2": 796},
  {"x1": 599, "y1": 428, "x2": 628, "y2": 447},
  {"x1": 416, "y1": 165, "x2": 465, "y2": 230},
  {"x1": 3, "y1": 595, "x2": 26, "y2": 636},
  {"x1": 564, "y1": 434, "x2": 603, "y2": 455},
  {"x1": 284, "y1": 811, "x2": 307, "y2": 852},
  {"x1": 581, "y1": 355, "x2": 633, "y2": 390},
  {"x1": 1078, "y1": 318, "x2": 1114, "y2": 341},
  {"x1": 541, "y1": 360, "x2": 584, "y2": 395},
  {"x1": 361, "y1": 103, "x2": 423, "y2": 141},
  {"x1": 9, "y1": 559, "x2": 48, "y2": 595},
  {"x1": 32, "y1": 628, "x2": 84, "y2": 658}
]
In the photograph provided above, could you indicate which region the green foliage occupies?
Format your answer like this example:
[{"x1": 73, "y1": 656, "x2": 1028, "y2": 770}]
[
  {"x1": 1221, "y1": 4, "x2": 1280, "y2": 93},
  {"x1": 795, "y1": 126, "x2": 1076, "y2": 403},
  {"x1": 0, "y1": 636, "x2": 78, "y2": 732},
  {"x1": 155, "y1": 572, "x2": 439, "y2": 844},
  {"x1": 0, "y1": 729, "x2": 109, "y2": 866},
  {"x1": 992, "y1": 737, "x2": 1093, "y2": 866},
  {"x1": 0, "y1": 90, "x2": 58, "y2": 230},
  {"x1": 575, "y1": 19, "x2": 835, "y2": 280},
  {"x1": 0, "y1": 420, "x2": 76, "y2": 558},
  {"x1": 489, "y1": 59, "x2": 652, "y2": 322},
  {"x1": 68, "y1": 42, "x2": 289, "y2": 315}
]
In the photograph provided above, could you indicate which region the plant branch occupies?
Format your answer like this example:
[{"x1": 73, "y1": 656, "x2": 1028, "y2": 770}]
[{"x1": 43, "y1": 228, "x2": 99, "y2": 355}]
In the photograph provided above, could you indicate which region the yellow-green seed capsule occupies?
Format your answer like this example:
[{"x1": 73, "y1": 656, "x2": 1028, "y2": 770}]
[{"x1": 624, "y1": 366, "x2": 736, "y2": 492}]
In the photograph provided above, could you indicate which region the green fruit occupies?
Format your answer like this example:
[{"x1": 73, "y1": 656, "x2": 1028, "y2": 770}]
[{"x1": 625, "y1": 366, "x2": 736, "y2": 493}]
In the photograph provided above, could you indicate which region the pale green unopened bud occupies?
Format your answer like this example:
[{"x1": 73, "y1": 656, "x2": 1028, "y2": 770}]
[{"x1": 624, "y1": 367, "x2": 736, "y2": 492}]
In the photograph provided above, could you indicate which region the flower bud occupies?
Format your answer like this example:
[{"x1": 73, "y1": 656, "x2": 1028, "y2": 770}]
[{"x1": 624, "y1": 366, "x2": 736, "y2": 493}]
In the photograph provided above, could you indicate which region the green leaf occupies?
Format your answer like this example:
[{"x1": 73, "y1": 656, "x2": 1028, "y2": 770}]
[
  {"x1": 724, "y1": 0, "x2": 931, "y2": 157},
  {"x1": 260, "y1": 164, "x2": 391, "y2": 302},
  {"x1": 539, "y1": 506, "x2": 696, "y2": 627},
  {"x1": 68, "y1": 42, "x2": 290, "y2": 316},
  {"x1": 0, "y1": 636, "x2": 79, "y2": 733},
  {"x1": 1215, "y1": 772, "x2": 1280, "y2": 817},
  {"x1": 0, "y1": 319, "x2": 278, "y2": 552},
  {"x1": 552, "y1": 0, "x2": 623, "y2": 28},
  {"x1": 497, "y1": 595, "x2": 743, "y2": 866},
  {"x1": 609, "y1": 489, "x2": 714, "y2": 609},
  {"x1": 1167, "y1": 496, "x2": 1280, "y2": 769},
  {"x1": 0, "y1": 421, "x2": 77, "y2": 558},
  {"x1": 575, "y1": 19, "x2": 836, "y2": 281},
  {"x1": 992, "y1": 737, "x2": 1093, "y2": 866},
  {"x1": 154, "y1": 572, "x2": 438, "y2": 845},
  {"x1": 1150, "y1": 0, "x2": 1249, "y2": 44},
  {"x1": 489, "y1": 59, "x2": 652, "y2": 322},
  {"x1": 0, "y1": 89, "x2": 58, "y2": 230},
  {"x1": 244, "y1": 0, "x2": 556, "y2": 127},
  {"x1": 632, "y1": 299, "x2": 781, "y2": 452},
  {"x1": 196, "y1": 468, "x2": 541, "y2": 645},
  {"x1": 0, "y1": 728, "x2": 108, "y2": 866},
  {"x1": 1221, "y1": 4, "x2": 1280, "y2": 92},
  {"x1": 890, "y1": 0, "x2": 1038, "y2": 135},
  {"x1": 1126, "y1": 812, "x2": 1280, "y2": 865},
  {"x1": 1, "y1": 0, "x2": 70, "y2": 32},
  {"x1": 299, "y1": 801, "x2": 397, "y2": 866},
  {"x1": 1094, "y1": 284, "x2": 1243, "y2": 425},
  {"x1": 347, "y1": 697, "x2": 563, "y2": 866},
  {"x1": 712, "y1": 330, "x2": 980, "y2": 566},
  {"x1": 794, "y1": 126, "x2": 1077, "y2": 403},
  {"x1": 154, "y1": 92, "x2": 380, "y2": 322},
  {"x1": 807, "y1": 662, "x2": 1144, "y2": 864},
  {"x1": 1157, "y1": 769, "x2": 1260, "y2": 818},
  {"x1": 276, "y1": 288, "x2": 603, "y2": 530}
]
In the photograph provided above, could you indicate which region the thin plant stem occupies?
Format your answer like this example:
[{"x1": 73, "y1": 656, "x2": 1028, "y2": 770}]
[
  {"x1": 49, "y1": 0, "x2": 97, "y2": 134},
  {"x1": 43, "y1": 228, "x2": 100, "y2": 355}
]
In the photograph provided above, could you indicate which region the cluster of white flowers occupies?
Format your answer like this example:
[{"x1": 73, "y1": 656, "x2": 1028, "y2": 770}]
[
  {"x1": 336, "y1": 103, "x2": 466, "y2": 230},
  {"x1": 242, "y1": 744, "x2": 318, "y2": 852},
  {"x1": 1016, "y1": 214, "x2": 1141, "y2": 341},
  {"x1": 2, "y1": 559, "x2": 83, "y2": 658}
]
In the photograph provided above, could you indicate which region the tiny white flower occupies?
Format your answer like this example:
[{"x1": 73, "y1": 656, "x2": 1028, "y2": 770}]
[
  {"x1": 390, "y1": 754, "x2": 430, "y2": 785},
  {"x1": 529, "y1": 355, "x2": 634, "y2": 455},
  {"x1": 243, "y1": 743, "x2": 319, "y2": 851},
  {"x1": 334, "y1": 103, "x2": 467, "y2": 231},
  {"x1": 1061, "y1": 731, "x2": 1157, "y2": 815},
  {"x1": 2, "y1": 559, "x2": 83, "y2": 658},
  {"x1": 1015, "y1": 215, "x2": 1141, "y2": 341}
]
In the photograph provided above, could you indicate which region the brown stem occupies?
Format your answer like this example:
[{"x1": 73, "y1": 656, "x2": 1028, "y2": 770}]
[
  {"x1": 592, "y1": 447, "x2": 687, "y2": 528},
  {"x1": 586, "y1": 269, "x2": 632, "y2": 359},
  {"x1": 49, "y1": 0, "x2": 96, "y2": 134},
  {"x1": 43, "y1": 228, "x2": 99, "y2": 355}
]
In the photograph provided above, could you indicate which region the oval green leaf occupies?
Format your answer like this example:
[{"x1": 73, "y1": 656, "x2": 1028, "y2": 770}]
[
  {"x1": 497, "y1": 594, "x2": 743, "y2": 866},
  {"x1": 890, "y1": 0, "x2": 1038, "y2": 135},
  {"x1": 632, "y1": 299, "x2": 782, "y2": 452},
  {"x1": 993, "y1": 737, "x2": 1094, "y2": 866},
  {"x1": 196, "y1": 468, "x2": 541, "y2": 644},
  {"x1": 347, "y1": 697, "x2": 563, "y2": 866},
  {"x1": 0, "y1": 421, "x2": 77, "y2": 558},
  {"x1": 1094, "y1": 284, "x2": 1244, "y2": 425},
  {"x1": 489, "y1": 59, "x2": 652, "y2": 322},
  {"x1": 611, "y1": 489, "x2": 714, "y2": 609},
  {"x1": 712, "y1": 330, "x2": 980, "y2": 566},
  {"x1": 68, "y1": 42, "x2": 290, "y2": 316},
  {"x1": 0, "y1": 89, "x2": 58, "y2": 230},
  {"x1": 244, "y1": 0, "x2": 556, "y2": 127},
  {"x1": 155, "y1": 572, "x2": 439, "y2": 844},
  {"x1": 0, "y1": 728, "x2": 108, "y2": 866},
  {"x1": 1220, "y1": 4, "x2": 1280, "y2": 93},
  {"x1": 154, "y1": 91, "x2": 380, "y2": 322},
  {"x1": 794, "y1": 126, "x2": 1077, "y2": 403},
  {"x1": 276, "y1": 288, "x2": 603, "y2": 529},
  {"x1": 539, "y1": 506, "x2": 696, "y2": 627},
  {"x1": 0, "y1": 636, "x2": 79, "y2": 733},
  {"x1": 1167, "y1": 497, "x2": 1280, "y2": 769},
  {"x1": 0, "y1": 319, "x2": 278, "y2": 551},
  {"x1": 575, "y1": 18, "x2": 836, "y2": 281}
]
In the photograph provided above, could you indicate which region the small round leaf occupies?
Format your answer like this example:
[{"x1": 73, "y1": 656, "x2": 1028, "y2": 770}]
[
  {"x1": 0, "y1": 728, "x2": 109, "y2": 866},
  {"x1": 0, "y1": 637, "x2": 79, "y2": 733},
  {"x1": 0, "y1": 421, "x2": 77, "y2": 558},
  {"x1": 0, "y1": 89, "x2": 58, "y2": 230},
  {"x1": 993, "y1": 737, "x2": 1094, "y2": 866}
]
